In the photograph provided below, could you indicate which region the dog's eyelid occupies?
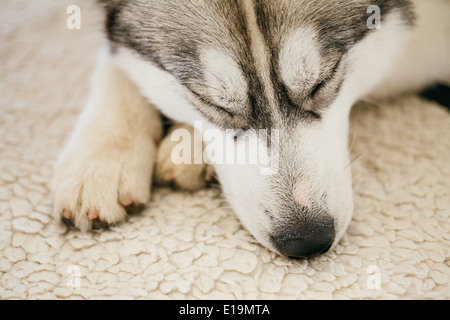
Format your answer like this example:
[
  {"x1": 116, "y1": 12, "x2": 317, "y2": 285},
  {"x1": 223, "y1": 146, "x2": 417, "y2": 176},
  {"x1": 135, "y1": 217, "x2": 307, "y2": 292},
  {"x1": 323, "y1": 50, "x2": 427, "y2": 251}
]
[
  {"x1": 309, "y1": 78, "x2": 327, "y2": 97},
  {"x1": 308, "y1": 55, "x2": 344, "y2": 98},
  {"x1": 188, "y1": 88, "x2": 235, "y2": 117}
]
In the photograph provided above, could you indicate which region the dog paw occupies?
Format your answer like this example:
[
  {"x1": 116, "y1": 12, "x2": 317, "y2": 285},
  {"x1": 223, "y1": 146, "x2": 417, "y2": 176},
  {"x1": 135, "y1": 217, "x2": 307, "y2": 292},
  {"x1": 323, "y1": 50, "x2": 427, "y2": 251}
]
[
  {"x1": 52, "y1": 141, "x2": 154, "y2": 231},
  {"x1": 155, "y1": 124, "x2": 216, "y2": 191}
]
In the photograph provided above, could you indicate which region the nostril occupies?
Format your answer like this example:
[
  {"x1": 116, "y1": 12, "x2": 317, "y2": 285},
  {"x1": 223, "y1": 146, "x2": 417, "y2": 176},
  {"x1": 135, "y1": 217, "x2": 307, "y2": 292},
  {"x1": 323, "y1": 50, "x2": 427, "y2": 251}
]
[{"x1": 272, "y1": 222, "x2": 335, "y2": 259}]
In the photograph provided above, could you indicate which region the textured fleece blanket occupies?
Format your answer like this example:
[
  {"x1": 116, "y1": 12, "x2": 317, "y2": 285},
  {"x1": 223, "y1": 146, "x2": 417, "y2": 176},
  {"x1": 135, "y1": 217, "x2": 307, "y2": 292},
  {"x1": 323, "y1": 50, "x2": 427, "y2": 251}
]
[{"x1": 0, "y1": 0, "x2": 448, "y2": 299}]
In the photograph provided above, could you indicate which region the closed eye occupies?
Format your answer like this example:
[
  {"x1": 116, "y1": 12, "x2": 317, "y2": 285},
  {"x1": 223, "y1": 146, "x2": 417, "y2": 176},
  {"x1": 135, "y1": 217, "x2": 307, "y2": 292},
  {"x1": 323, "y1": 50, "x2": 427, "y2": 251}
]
[
  {"x1": 309, "y1": 79, "x2": 327, "y2": 97},
  {"x1": 309, "y1": 55, "x2": 343, "y2": 98},
  {"x1": 188, "y1": 88, "x2": 235, "y2": 118}
]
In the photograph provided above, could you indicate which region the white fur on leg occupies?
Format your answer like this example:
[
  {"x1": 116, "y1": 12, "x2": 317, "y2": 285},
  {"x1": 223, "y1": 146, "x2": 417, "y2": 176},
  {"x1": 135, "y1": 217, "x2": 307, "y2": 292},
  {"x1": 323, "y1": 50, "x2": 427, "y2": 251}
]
[{"x1": 52, "y1": 49, "x2": 162, "y2": 231}]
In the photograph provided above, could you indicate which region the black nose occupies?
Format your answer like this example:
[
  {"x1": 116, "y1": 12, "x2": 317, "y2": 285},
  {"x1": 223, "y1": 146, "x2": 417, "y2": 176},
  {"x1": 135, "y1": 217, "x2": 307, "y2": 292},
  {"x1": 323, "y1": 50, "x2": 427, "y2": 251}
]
[{"x1": 271, "y1": 218, "x2": 335, "y2": 259}]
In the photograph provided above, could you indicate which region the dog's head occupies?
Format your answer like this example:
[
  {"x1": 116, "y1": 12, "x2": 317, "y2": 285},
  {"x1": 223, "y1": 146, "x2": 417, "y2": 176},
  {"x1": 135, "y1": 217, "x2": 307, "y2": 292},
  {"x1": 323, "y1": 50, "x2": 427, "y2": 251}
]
[{"x1": 105, "y1": 0, "x2": 414, "y2": 258}]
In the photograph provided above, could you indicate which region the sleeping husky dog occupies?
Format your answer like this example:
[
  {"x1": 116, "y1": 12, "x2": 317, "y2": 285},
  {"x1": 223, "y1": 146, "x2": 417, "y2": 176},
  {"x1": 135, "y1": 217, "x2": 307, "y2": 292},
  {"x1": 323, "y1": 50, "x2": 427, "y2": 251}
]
[{"x1": 52, "y1": 0, "x2": 450, "y2": 259}]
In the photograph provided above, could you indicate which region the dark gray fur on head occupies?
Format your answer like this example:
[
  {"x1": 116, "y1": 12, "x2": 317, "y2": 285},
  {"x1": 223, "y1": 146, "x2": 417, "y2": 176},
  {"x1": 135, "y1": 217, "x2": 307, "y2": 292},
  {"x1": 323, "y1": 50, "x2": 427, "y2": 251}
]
[{"x1": 101, "y1": 0, "x2": 415, "y2": 130}]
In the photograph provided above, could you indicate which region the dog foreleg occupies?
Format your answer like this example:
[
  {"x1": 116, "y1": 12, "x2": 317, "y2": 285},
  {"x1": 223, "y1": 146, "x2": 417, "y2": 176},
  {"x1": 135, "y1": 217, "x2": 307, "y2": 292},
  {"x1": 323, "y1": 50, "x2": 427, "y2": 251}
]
[{"x1": 52, "y1": 49, "x2": 162, "y2": 231}]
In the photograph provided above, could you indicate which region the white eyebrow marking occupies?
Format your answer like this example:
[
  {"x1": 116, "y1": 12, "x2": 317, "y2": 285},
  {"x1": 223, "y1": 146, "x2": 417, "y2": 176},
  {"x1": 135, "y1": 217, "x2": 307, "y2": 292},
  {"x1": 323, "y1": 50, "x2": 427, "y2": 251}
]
[
  {"x1": 279, "y1": 27, "x2": 321, "y2": 95},
  {"x1": 200, "y1": 49, "x2": 247, "y2": 110}
]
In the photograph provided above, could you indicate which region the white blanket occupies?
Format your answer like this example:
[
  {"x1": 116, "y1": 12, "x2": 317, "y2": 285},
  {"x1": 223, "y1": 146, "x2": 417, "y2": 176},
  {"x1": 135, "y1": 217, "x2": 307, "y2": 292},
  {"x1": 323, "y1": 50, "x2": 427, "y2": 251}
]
[{"x1": 0, "y1": 0, "x2": 448, "y2": 299}]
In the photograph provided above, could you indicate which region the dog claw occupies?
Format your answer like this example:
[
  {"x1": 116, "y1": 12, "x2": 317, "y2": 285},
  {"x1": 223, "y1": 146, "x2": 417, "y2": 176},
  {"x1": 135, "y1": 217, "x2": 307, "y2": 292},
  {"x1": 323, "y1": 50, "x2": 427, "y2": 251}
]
[
  {"x1": 120, "y1": 196, "x2": 144, "y2": 213},
  {"x1": 63, "y1": 209, "x2": 72, "y2": 219},
  {"x1": 164, "y1": 171, "x2": 175, "y2": 182},
  {"x1": 120, "y1": 195, "x2": 134, "y2": 207},
  {"x1": 88, "y1": 210, "x2": 99, "y2": 220}
]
